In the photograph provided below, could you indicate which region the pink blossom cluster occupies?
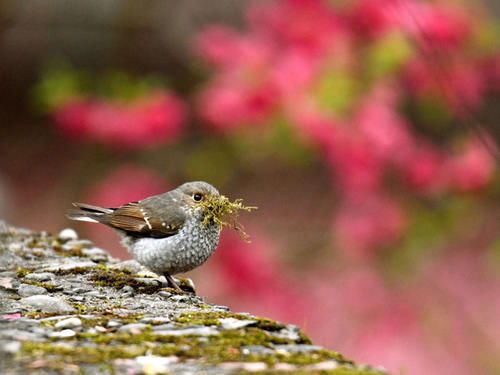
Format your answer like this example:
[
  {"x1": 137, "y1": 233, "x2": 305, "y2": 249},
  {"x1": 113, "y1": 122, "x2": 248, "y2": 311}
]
[
  {"x1": 53, "y1": 92, "x2": 187, "y2": 150},
  {"x1": 195, "y1": 0, "x2": 498, "y2": 256}
]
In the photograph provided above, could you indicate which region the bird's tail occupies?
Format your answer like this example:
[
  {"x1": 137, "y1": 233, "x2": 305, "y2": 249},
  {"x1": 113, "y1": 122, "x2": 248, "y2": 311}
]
[{"x1": 66, "y1": 203, "x2": 114, "y2": 224}]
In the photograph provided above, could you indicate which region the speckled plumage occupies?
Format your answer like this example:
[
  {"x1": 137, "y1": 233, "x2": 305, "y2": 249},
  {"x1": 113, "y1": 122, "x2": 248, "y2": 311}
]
[
  {"x1": 66, "y1": 181, "x2": 222, "y2": 291},
  {"x1": 121, "y1": 208, "x2": 221, "y2": 275}
]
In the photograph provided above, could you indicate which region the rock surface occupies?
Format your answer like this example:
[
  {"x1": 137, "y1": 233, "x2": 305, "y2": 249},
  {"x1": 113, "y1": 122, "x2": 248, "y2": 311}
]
[{"x1": 0, "y1": 222, "x2": 388, "y2": 374}]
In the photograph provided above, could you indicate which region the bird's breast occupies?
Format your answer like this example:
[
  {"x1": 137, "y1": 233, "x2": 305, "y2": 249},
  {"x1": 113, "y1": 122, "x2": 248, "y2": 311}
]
[{"x1": 123, "y1": 215, "x2": 221, "y2": 275}]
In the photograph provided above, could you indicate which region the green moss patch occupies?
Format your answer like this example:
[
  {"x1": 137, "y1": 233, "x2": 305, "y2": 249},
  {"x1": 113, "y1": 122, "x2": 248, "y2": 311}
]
[
  {"x1": 89, "y1": 269, "x2": 162, "y2": 294},
  {"x1": 22, "y1": 342, "x2": 147, "y2": 364},
  {"x1": 15, "y1": 267, "x2": 33, "y2": 278}
]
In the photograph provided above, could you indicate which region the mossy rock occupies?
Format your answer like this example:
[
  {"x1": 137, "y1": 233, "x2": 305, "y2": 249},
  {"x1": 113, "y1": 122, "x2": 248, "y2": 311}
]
[{"x1": 0, "y1": 222, "x2": 388, "y2": 374}]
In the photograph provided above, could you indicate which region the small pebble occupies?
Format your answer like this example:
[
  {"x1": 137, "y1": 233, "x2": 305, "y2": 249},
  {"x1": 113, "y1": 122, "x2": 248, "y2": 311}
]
[
  {"x1": 0, "y1": 341, "x2": 21, "y2": 354},
  {"x1": 273, "y1": 344, "x2": 323, "y2": 354},
  {"x1": 8, "y1": 243, "x2": 22, "y2": 252},
  {"x1": 275, "y1": 363, "x2": 297, "y2": 371},
  {"x1": 158, "y1": 291, "x2": 171, "y2": 298},
  {"x1": 0, "y1": 277, "x2": 15, "y2": 290},
  {"x1": 140, "y1": 317, "x2": 171, "y2": 324},
  {"x1": 155, "y1": 327, "x2": 219, "y2": 337},
  {"x1": 118, "y1": 323, "x2": 148, "y2": 334},
  {"x1": 18, "y1": 283, "x2": 47, "y2": 297},
  {"x1": 20, "y1": 295, "x2": 76, "y2": 313},
  {"x1": 219, "y1": 318, "x2": 257, "y2": 330},
  {"x1": 121, "y1": 286, "x2": 135, "y2": 295},
  {"x1": 49, "y1": 329, "x2": 76, "y2": 339},
  {"x1": 82, "y1": 247, "x2": 108, "y2": 262},
  {"x1": 109, "y1": 260, "x2": 145, "y2": 274},
  {"x1": 107, "y1": 320, "x2": 121, "y2": 328},
  {"x1": 241, "y1": 345, "x2": 275, "y2": 356},
  {"x1": 305, "y1": 361, "x2": 340, "y2": 371},
  {"x1": 0, "y1": 271, "x2": 17, "y2": 278},
  {"x1": 55, "y1": 317, "x2": 82, "y2": 329},
  {"x1": 58, "y1": 228, "x2": 78, "y2": 241},
  {"x1": 169, "y1": 295, "x2": 188, "y2": 303},
  {"x1": 136, "y1": 355, "x2": 178, "y2": 373},
  {"x1": 151, "y1": 323, "x2": 176, "y2": 331},
  {"x1": 66, "y1": 239, "x2": 94, "y2": 248},
  {"x1": 219, "y1": 362, "x2": 268, "y2": 371},
  {"x1": 24, "y1": 272, "x2": 55, "y2": 282}
]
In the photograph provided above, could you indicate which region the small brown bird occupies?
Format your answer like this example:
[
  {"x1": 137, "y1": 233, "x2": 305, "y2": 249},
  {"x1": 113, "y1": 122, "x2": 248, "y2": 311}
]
[{"x1": 66, "y1": 181, "x2": 221, "y2": 292}]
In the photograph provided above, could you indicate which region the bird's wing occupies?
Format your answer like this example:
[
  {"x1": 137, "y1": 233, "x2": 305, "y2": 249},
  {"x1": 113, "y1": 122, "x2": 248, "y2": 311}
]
[{"x1": 109, "y1": 198, "x2": 186, "y2": 238}]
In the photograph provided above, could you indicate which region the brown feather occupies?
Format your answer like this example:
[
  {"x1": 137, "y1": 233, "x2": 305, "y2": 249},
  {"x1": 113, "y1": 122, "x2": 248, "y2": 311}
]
[{"x1": 107, "y1": 200, "x2": 185, "y2": 238}]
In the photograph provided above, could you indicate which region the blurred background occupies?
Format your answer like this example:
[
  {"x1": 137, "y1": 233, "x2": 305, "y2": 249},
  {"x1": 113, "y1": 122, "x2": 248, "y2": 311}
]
[{"x1": 0, "y1": 0, "x2": 499, "y2": 373}]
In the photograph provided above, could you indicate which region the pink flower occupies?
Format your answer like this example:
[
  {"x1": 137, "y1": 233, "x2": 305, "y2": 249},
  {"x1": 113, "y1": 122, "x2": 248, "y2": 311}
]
[
  {"x1": 354, "y1": 84, "x2": 414, "y2": 163},
  {"x1": 88, "y1": 93, "x2": 186, "y2": 149},
  {"x1": 247, "y1": 0, "x2": 346, "y2": 58},
  {"x1": 333, "y1": 193, "x2": 407, "y2": 258},
  {"x1": 197, "y1": 80, "x2": 278, "y2": 131},
  {"x1": 212, "y1": 231, "x2": 281, "y2": 294},
  {"x1": 195, "y1": 26, "x2": 273, "y2": 71},
  {"x1": 404, "y1": 57, "x2": 486, "y2": 115},
  {"x1": 53, "y1": 99, "x2": 93, "y2": 138},
  {"x1": 350, "y1": 0, "x2": 470, "y2": 50},
  {"x1": 420, "y1": 4, "x2": 471, "y2": 50},
  {"x1": 270, "y1": 51, "x2": 318, "y2": 106},
  {"x1": 448, "y1": 137, "x2": 496, "y2": 192},
  {"x1": 195, "y1": 26, "x2": 245, "y2": 68},
  {"x1": 402, "y1": 143, "x2": 449, "y2": 194},
  {"x1": 53, "y1": 92, "x2": 186, "y2": 150},
  {"x1": 328, "y1": 136, "x2": 385, "y2": 195},
  {"x1": 292, "y1": 110, "x2": 339, "y2": 154},
  {"x1": 2, "y1": 313, "x2": 21, "y2": 320},
  {"x1": 349, "y1": 0, "x2": 424, "y2": 39}
]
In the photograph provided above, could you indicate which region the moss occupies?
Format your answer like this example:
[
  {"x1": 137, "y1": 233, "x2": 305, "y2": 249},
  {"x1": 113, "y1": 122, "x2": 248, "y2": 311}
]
[
  {"x1": 15, "y1": 267, "x2": 33, "y2": 278},
  {"x1": 18, "y1": 317, "x2": 369, "y2": 372},
  {"x1": 68, "y1": 302, "x2": 88, "y2": 313},
  {"x1": 23, "y1": 311, "x2": 76, "y2": 319},
  {"x1": 21, "y1": 342, "x2": 147, "y2": 363},
  {"x1": 195, "y1": 194, "x2": 257, "y2": 242},
  {"x1": 173, "y1": 311, "x2": 253, "y2": 326},
  {"x1": 173, "y1": 312, "x2": 311, "y2": 344},
  {"x1": 176, "y1": 277, "x2": 196, "y2": 294},
  {"x1": 53, "y1": 243, "x2": 85, "y2": 257},
  {"x1": 19, "y1": 279, "x2": 59, "y2": 293},
  {"x1": 253, "y1": 317, "x2": 285, "y2": 331},
  {"x1": 52, "y1": 266, "x2": 102, "y2": 276},
  {"x1": 89, "y1": 269, "x2": 163, "y2": 294}
]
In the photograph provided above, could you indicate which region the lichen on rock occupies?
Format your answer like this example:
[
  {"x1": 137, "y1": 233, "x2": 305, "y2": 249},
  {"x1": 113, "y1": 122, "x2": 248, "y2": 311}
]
[{"x1": 0, "y1": 221, "x2": 388, "y2": 374}]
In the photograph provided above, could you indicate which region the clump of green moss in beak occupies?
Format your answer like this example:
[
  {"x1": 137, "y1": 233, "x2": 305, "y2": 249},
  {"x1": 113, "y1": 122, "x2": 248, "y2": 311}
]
[{"x1": 195, "y1": 195, "x2": 257, "y2": 242}]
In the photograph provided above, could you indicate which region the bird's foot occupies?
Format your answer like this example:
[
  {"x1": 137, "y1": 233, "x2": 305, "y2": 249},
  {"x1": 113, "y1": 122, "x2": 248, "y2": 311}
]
[{"x1": 163, "y1": 273, "x2": 196, "y2": 295}]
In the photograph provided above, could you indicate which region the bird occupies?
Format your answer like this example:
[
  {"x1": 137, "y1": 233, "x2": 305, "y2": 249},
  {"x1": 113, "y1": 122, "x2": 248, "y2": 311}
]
[{"x1": 66, "y1": 181, "x2": 221, "y2": 293}]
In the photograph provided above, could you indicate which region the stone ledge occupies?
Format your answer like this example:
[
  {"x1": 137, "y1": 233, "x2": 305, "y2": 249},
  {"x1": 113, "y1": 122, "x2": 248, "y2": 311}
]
[{"x1": 0, "y1": 222, "x2": 388, "y2": 374}]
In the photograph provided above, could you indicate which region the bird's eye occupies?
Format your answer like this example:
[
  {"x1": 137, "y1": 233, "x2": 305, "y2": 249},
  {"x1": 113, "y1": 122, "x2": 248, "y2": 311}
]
[{"x1": 193, "y1": 193, "x2": 203, "y2": 202}]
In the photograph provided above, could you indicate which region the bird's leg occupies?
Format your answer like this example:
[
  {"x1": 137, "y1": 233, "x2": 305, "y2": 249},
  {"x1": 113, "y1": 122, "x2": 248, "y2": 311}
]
[{"x1": 163, "y1": 272, "x2": 184, "y2": 293}]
